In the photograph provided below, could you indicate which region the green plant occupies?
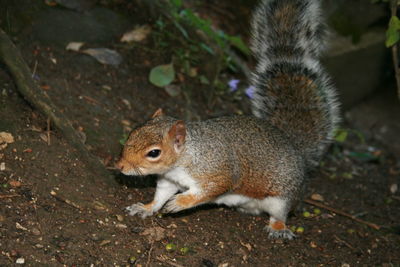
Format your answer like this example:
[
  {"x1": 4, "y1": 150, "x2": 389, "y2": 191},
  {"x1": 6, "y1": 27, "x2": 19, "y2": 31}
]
[
  {"x1": 149, "y1": 1, "x2": 250, "y2": 101},
  {"x1": 373, "y1": 0, "x2": 400, "y2": 100}
]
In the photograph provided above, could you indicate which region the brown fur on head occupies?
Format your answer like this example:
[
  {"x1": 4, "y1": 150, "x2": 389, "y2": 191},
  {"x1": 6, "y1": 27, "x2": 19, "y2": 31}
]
[{"x1": 116, "y1": 109, "x2": 186, "y2": 176}]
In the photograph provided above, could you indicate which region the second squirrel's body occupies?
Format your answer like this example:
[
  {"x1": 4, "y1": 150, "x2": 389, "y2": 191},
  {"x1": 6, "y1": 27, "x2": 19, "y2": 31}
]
[{"x1": 116, "y1": 0, "x2": 340, "y2": 239}]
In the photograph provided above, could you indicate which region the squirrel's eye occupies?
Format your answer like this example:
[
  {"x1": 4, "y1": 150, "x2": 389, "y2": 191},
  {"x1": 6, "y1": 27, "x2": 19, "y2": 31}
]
[{"x1": 147, "y1": 149, "x2": 161, "y2": 158}]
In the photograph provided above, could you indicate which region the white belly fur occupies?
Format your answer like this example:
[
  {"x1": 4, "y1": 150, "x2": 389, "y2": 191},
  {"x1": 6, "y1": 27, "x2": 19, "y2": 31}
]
[
  {"x1": 214, "y1": 193, "x2": 288, "y2": 217},
  {"x1": 214, "y1": 194, "x2": 263, "y2": 215}
]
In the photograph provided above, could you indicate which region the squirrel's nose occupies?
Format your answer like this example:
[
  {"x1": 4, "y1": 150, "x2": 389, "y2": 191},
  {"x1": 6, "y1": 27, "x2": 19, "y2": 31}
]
[{"x1": 115, "y1": 160, "x2": 124, "y2": 171}]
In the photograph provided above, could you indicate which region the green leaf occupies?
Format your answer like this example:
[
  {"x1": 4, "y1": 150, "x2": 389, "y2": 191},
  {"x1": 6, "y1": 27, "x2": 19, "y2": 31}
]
[
  {"x1": 386, "y1": 16, "x2": 400, "y2": 47},
  {"x1": 149, "y1": 64, "x2": 175, "y2": 87},
  {"x1": 170, "y1": 0, "x2": 182, "y2": 8},
  {"x1": 199, "y1": 43, "x2": 215, "y2": 55},
  {"x1": 199, "y1": 75, "x2": 210, "y2": 85},
  {"x1": 347, "y1": 152, "x2": 379, "y2": 162},
  {"x1": 228, "y1": 36, "x2": 250, "y2": 56}
]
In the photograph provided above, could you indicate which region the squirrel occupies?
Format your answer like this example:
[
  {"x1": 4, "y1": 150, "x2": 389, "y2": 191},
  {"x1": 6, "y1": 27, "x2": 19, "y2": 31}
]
[{"x1": 116, "y1": 0, "x2": 340, "y2": 239}]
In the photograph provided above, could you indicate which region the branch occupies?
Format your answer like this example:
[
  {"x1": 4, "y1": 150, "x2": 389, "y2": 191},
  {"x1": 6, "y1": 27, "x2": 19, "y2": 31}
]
[
  {"x1": 304, "y1": 199, "x2": 380, "y2": 230},
  {"x1": 0, "y1": 28, "x2": 115, "y2": 186}
]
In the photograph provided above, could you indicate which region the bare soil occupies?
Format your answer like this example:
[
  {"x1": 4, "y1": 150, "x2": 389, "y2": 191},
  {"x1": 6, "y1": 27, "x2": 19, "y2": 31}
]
[{"x1": 0, "y1": 1, "x2": 399, "y2": 266}]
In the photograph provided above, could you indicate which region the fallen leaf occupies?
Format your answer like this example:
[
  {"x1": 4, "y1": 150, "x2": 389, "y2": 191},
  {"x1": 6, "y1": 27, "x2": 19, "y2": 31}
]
[
  {"x1": 39, "y1": 133, "x2": 48, "y2": 143},
  {"x1": 9, "y1": 180, "x2": 21, "y2": 188},
  {"x1": 93, "y1": 201, "x2": 108, "y2": 211},
  {"x1": 0, "y1": 132, "x2": 14, "y2": 144},
  {"x1": 0, "y1": 162, "x2": 5, "y2": 171},
  {"x1": 188, "y1": 67, "x2": 198, "y2": 77},
  {"x1": 16, "y1": 222, "x2": 28, "y2": 231},
  {"x1": 121, "y1": 99, "x2": 131, "y2": 109},
  {"x1": 66, "y1": 42, "x2": 85, "y2": 51},
  {"x1": 82, "y1": 48, "x2": 122, "y2": 66},
  {"x1": 164, "y1": 84, "x2": 181, "y2": 97},
  {"x1": 0, "y1": 132, "x2": 14, "y2": 150},
  {"x1": 149, "y1": 64, "x2": 175, "y2": 87},
  {"x1": 310, "y1": 193, "x2": 324, "y2": 202},
  {"x1": 390, "y1": 184, "x2": 398, "y2": 194},
  {"x1": 140, "y1": 226, "x2": 166, "y2": 242},
  {"x1": 121, "y1": 120, "x2": 131, "y2": 126},
  {"x1": 240, "y1": 240, "x2": 252, "y2": 251},
  {"x1": 99, "y1": 239, "x2": 111, "y2": 246},
  {"x1": 120, "y1": 25, "x2": 152, "y2": 43}
]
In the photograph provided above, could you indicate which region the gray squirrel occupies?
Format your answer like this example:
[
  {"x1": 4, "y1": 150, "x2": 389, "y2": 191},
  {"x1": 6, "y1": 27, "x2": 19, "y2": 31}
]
[{"x1": 116, "y1": 0, "x2": 340, "y2": 239}]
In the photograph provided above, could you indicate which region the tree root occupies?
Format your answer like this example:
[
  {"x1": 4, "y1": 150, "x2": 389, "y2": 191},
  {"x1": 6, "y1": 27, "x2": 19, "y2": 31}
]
[{"x1": 0, "y1": 28, "x2": 115, "y2": 186}]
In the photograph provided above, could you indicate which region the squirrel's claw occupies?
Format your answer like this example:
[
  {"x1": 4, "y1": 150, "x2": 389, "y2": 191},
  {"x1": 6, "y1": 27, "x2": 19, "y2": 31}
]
[
  {"x1": 265, "y1": 226, "x2": 296, "y2": 240},
  {"x1": 163, "y1": 196, "x2": 185, "y2": 213},
  {"x1": 125, "y1": 202, "x2": 154, "y2": 218}
]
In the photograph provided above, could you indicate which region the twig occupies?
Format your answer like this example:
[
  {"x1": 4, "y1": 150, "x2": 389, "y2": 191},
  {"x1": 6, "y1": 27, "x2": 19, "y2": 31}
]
[
  {"x1": 46, "y1": 117, "x2": 51, "y2": 146},
  {"x1": 50, "y1": 191, "x2": 83, "y2": 211},
  {"x1": 303, "y1": 199, "x2": 381, "y2": 230},
  {"x1": 81, "y1": 95, "x2": 100, "y2": 105},
  {"x1": 392, "y1": 195, "x2": 400, "y2": 201},
  {"x1": 333, "y1": 235, "x2": 355, "y2": 250},
  {"x1": 146, "y1": 242, "x2": 154, "y2": 267},
  {"x1": 390, "y1": 0, "x2": 400, "y2": 101},
  {"x1": 0, "y1": 194, "x2": 19, "y2": 199},
  {"x1": 156, "y1": 255, "x2": 184, "y2": 267}
]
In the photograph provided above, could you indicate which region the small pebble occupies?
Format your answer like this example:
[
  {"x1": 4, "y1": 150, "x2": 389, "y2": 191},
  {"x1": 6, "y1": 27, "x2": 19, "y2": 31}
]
[
  {"x1": 31, "y1": 228, "x2": 41, "y2": 236},
  {"x1": 116, "y1": 214, "x2": 124, "y2": 222},
  {"x1": 116, "y1": 223, "x2": 127, "y2": 229},
  {"x1": 16, "y1": 258, "x2": 25, "y2": 264}
]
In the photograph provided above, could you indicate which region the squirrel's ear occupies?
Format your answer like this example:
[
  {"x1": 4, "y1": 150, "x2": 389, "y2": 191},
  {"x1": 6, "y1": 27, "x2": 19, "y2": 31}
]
[
  {"x1": 168, "y1": 120, "x2": 186, "y2": 152},
  {"x1": 151, "y1": 108, "x2": 164, "y2": 118}
]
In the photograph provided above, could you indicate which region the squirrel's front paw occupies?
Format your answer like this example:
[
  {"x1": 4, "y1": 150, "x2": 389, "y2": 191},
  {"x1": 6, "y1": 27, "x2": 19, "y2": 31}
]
[
  {"x1": 125, "y1": 202, "x2": 154, "y2": 219},
  {"x1": 265, "y1": 226, "x2": 296, "y2": 240}
]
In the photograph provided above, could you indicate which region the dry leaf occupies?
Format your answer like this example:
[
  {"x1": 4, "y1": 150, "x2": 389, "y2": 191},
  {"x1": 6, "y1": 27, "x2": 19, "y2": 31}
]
[
  {"x1": 0, "y1": 162, "x2": 5, "y2": 171},
  {"x1": 140, "y1": 226, "x2": 166, "y2": 242},
  {"x1": 16, "y1": 222, "x2": 28, "y2": 231},
  {"x1": 39, "y1": 133, "x2": 48, "y2": 143},
  {"x1": 122, "y1": 99, "x2": 131, "y2": 109},
  {"x1": 9, "y1": 180, "x2": 22, "y2": 188},
  {"x1": 121, "y1": 120, "x2": 131, "y2": 126},
  {"x1": 120, "y1": 25, "x2": 152, "y2": 43},
  {"x1": 82, "y1": 48, "x2": 122, "y2": 66},
  {"x1": 0, "y1": 132, "x2": 14, "y2": 150},
  {"x1": 0, "y1": 132, "x2": 14, "y2": 144},
  {"x1": 390, "y1": 184, "x2": 398, "y2": 194},
  {"x1": 310, "y1": 193, "x2": 324, "y2": 202},
  {"x1": 66, "y1": 42, "x2": 85, "y2": 51},
  {"x1": 240, "y1": 240, "x2": 252, "y2": 251},
  {"x1": 164, "y1": 84, "x2": 181, "y2": 97}
]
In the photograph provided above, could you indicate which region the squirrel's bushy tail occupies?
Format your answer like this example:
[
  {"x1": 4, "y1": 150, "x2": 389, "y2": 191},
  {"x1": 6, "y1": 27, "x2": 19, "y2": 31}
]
[{"x1": 250, "y1": 0, "x2": 340, "y2": 167}]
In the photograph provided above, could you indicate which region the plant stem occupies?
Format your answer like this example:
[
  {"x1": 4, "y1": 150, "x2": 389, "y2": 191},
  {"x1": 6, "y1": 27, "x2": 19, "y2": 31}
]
[{"x1": 390, "y1": 0, "x2": 400, "y2": 101}]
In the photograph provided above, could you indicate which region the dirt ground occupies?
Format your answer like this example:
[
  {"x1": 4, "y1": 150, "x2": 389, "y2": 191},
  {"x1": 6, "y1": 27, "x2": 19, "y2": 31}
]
[{"x1": 1, "y1": 1, "x2": 400, "y2": 266}]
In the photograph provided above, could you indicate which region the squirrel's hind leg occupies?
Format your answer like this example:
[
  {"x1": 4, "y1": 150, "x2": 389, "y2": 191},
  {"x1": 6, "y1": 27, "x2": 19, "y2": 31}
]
[{"x1": 261, "y1": 197, "x2": 296, "y2": 240}]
